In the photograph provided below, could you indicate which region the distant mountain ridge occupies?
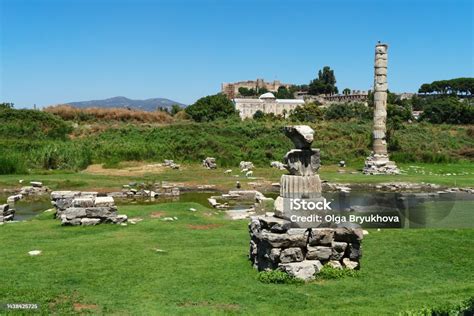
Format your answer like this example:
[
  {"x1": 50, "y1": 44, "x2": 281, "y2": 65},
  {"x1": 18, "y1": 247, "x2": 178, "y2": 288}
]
[{"x1": 65, "y1": 96, "x2": 186, "y2": 112}]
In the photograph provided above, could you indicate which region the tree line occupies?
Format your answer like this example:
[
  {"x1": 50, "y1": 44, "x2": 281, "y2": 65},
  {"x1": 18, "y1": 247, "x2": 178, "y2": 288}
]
[{"x1": 418, "y1": 78, "x2": 473, "y2": 95}]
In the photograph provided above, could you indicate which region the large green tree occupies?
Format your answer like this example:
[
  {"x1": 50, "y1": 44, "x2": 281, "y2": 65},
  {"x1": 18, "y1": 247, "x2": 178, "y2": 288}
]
[
  {"x1": 308, "y1": 66, "x2": 338, "y2": 95},
  {"x1": 185, "y1": 94, "x2": 237, "y2": 122},
  {"x1": 275, "y1": 86, "x2": 294, "y2": 99}
]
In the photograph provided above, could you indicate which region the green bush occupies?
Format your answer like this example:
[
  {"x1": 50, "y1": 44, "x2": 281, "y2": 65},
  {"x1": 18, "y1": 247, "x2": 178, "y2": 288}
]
[
  {"x1": 400, "y1": 296, "x2": 474, "y2": 316},
  {"x1": 0, "y1": 108, "x2": 72, "y2": 139},
  {"x1": 185, "y1": 94, "x2": 238, "y2": 122},
  {"x1": 315, "y1": 265, "x2": 360, "y2": 280},
  {"x1": 256, "y1": 270, "x2": 303, "y2": 284},
  {"x1": 0, "y1": 153, "x2": 27, "y2": 174},
  {"x1": 324, "y1": 102, "x2": 372, "y2": 121},
  {"x1": 419, "y1": 97, "x2": 474, "y2": 124}
]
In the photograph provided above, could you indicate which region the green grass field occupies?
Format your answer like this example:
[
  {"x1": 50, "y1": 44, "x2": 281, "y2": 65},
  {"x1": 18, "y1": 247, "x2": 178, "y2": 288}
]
[{"x1": 0, "y1": 202, "x2": 473, "y2": 315}]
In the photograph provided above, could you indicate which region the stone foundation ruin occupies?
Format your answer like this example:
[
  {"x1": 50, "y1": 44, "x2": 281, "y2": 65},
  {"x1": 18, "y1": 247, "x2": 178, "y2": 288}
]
[
  {"x1": 249, "y1": 125, "x2": 363, "y2": 280},
  {"x1": 51, "y1": 191, "x2": 128, "y2": 226},
  {"x1": 249, "y1": 217, "x2": 362, "y2": 280}
]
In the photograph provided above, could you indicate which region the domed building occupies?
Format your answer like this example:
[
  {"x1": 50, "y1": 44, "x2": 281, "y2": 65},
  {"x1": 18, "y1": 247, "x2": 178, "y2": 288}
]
[{"x1": 234, "y1": 92, "x2": 304, "y2": 119}]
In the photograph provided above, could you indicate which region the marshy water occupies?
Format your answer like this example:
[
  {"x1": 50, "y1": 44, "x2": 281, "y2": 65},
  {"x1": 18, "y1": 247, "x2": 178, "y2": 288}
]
[{"x1": 1, "y1": 191, "x2": 472, "y2": 229}]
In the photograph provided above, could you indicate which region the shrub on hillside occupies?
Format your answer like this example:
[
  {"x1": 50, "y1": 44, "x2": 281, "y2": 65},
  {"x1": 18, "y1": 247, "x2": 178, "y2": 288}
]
[
  {"x1": 44, "y1": 105, "x2": 174, "y2": 123},
  {"x1": 289, "y1": 103, "x2": 324, "y2": 123},
  {"x1": 324, "y1": 102, "x2": 371, "y2": 121},
  {"x1": 419, "y1": 97, "x2": 474, "y2": 124},
  {"x1": 185, "y1": 94, "x2": 238, "y2": 122},
  {"x1": 0, "y1": 107, "x2": 72, "y2": 139}
]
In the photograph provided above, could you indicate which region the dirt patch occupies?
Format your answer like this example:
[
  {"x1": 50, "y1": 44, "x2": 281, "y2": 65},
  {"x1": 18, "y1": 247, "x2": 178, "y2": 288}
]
[
  {"x1": 186, "y1": 224, "x2": 223, "y2": 230},
  {"x1": 73, "y1": 303, "x2": 99, "y2": 312},
  {"x1": 83, "y1": 162, "x2": 169, "y2": 176},
  {"x1": 150, "y1": 211, "x2": 165, "y2": 218},
  {"x1": 178, "y1": 301, "x2": 239, "y2": 311}
]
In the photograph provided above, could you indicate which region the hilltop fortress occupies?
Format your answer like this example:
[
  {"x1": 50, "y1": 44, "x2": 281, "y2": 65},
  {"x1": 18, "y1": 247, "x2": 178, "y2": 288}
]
[{"x1": 222, "y1": 78, "x2": 293, "y2": 99}]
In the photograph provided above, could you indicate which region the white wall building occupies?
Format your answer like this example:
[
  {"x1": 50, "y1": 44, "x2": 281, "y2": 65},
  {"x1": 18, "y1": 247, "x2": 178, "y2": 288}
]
[{"x1": 234, "y1": 93, "x2": 305, "y2": 119}]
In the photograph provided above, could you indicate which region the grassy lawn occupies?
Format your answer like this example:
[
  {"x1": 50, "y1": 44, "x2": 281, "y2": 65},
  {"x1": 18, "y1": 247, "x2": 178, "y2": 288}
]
[
  {"x1": 0, "y1": 162, "x2": 473, "y2": 192},
  {"x1": 0, "y1": 202, "x2": 472, "y2": 314}
]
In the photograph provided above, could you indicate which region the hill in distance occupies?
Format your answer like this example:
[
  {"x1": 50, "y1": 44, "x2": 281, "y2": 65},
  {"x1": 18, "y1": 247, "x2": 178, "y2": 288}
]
[{"x1": 65, "y1": 96, "x2": 186, "y2": 112}]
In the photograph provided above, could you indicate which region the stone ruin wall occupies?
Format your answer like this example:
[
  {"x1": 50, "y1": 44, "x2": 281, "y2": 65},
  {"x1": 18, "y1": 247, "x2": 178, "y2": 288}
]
[
  {"x1": 249, "y1": 216, "x2": 363, "y2": 280},
  {"x1": 51, "y1": 191, "x2": 128, "y2": 226}
]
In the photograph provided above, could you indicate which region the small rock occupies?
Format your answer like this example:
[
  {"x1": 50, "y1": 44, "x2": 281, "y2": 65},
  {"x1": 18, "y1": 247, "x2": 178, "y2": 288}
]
[
  {"x1": 327, "y1": 260, "x2": 343, "y2": 269},
  {"x1": 278, "y1": 260, "x2": 322, "y2": 281},
  {"x1": 189, "y1": 208, "x2": 197, "y2": 212},
  {"x1": 342, "y1": 258, "x2": 359, "y2": 270},
  {"x1": 28, "y1": 250, "x2": 42, "y2": 256}
]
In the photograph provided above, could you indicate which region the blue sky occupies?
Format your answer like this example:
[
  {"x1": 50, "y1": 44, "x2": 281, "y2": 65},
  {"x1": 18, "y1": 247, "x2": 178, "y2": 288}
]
[{"x1": 1, "y1": 0, "x2": 473, "y2": 107}]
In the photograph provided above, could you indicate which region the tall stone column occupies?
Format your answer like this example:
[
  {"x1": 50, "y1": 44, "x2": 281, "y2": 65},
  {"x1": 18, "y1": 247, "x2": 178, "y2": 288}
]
[{"x1": 363, "y1": 42, "x2": 399, "y2": 175}]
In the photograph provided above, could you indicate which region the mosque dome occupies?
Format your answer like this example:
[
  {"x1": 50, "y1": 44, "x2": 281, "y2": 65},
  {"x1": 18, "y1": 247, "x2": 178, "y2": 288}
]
[{"x1": 259, "y1": 92, "x2": 276, "y2": 99}]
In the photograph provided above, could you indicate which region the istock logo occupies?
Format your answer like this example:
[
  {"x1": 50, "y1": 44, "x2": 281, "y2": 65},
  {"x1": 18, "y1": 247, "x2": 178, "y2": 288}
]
[{"x1": 290, "y1": 198, "x2": 332, "y2": 211}]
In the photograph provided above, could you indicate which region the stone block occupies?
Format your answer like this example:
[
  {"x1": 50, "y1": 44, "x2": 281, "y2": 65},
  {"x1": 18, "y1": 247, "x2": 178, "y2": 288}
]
[
  {"x1": 81, "y1": 218, "x2": 101, "y2": 226},
  {"x1": 72, "y1": 197, "x2": 94, "y2": 208},
  {"x1": 334, "y1": 227, "x2": 363, "y2": 243},
  {"x1": 260, "y1": 229, "x2": 307, "y2": 248},
  {"x1": 0, "y1": 204, "x2": 9, "y2": 212},
  {"x1": 306, "y1": 246, "x2": 332, "y2": 261},
  {"x1": 279, "y1": 247, "x2": 304, "y2": 263},
  {"x1": 278, "y1": 260, "x2": 323, "y2": 281},
  {"x1": 64, "y1": 207, "x2": 87, "y2": 219},
  {"x1": 85, "y1": 207, "x2": 116, "y2": 218},
  {"x1": 331, "y1": 241, "x2": 348, "y2": 260},
  {"x1": 94, "y1": 196, "x2": 115, "y2": 207},
  {"x1": 308, "y1": 229, "x2": 334, "y2": 246}
]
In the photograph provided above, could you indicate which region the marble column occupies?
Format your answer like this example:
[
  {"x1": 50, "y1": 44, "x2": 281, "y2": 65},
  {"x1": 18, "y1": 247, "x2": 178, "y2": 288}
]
[{"x1": 363, "y1": 43, "x2": 399, "y2": 175}]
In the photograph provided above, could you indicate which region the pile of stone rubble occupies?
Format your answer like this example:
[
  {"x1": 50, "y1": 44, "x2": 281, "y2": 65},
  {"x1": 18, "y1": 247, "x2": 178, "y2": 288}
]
[
  {"x1": 5, "y1": 181, "x2": 50, "y2": 204},
  {"x1": 239, "y1": 161, "x2": 254, "y2": 171},
  {"x1": 163, "y1": 160, "x2": 180, "y2": 169},
  {"x1": 51, "y1": 191, "x2": 127, "y2": 226},
  {"x1": 117, "y1": 181, "x2": 180, "y2": 199},
  {"x1": 202, "y1": 157, "x2": 217, "y2": 169},
  {"x1": 249, "y1": 216, "x2": 362, "y2": 281}
]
